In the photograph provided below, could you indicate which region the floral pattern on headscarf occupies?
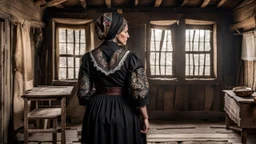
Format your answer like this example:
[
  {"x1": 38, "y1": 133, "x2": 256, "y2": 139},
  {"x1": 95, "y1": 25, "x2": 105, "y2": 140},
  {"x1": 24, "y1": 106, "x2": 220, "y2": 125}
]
[{"x1": 95, "y1": 12, "x2": 127, "y2": 41}]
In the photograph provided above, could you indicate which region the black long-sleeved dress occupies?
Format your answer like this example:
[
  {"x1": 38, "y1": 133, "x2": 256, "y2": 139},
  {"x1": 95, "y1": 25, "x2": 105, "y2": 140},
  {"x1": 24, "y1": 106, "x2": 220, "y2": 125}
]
[{"x1": 77, "y1": 41, "x2": 149, "y2": 144}]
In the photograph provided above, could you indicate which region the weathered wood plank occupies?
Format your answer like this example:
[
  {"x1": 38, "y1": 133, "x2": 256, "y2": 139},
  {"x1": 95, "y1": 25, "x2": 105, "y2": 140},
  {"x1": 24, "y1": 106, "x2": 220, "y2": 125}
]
[
  {"x1": 175, "y1": 85, "x2": 185, "y2": 111},
  {"x1": 201, "y1": 0, "x2": 210, "y2": 8},
  {"x1": 204, "y1": 85, "x2": 214, "y2": 111},
  {"x1": 41, "y1": 0, "x2": 67, "y2": 9},
  {"x1": 181, "y1": 0, "x2": 188, "y2": 7},
  {"x1": 154, "y1": 0, "x2": 162, "y2": 7},
  {"x1": 0, "y1": 0, "x2": 41, "y2": 21},
  {"x1": 217, "y1": 0, "x2": 227, "y2": 8},
  {"x1": 163, "y1": 86, "x2": 175, "y2": 111},
  {"x1": 149, "y1": 86, "x2": 157, "y2": 111},
  {"x1": 156, "y1": 87, "x2": 164, "y2": 110},
  {"x1": 230, "y1": 16, "x2": 255, "y2": 31},
  {"x1": 149, "y1": 111, "x2": 225, "y2": 120}
]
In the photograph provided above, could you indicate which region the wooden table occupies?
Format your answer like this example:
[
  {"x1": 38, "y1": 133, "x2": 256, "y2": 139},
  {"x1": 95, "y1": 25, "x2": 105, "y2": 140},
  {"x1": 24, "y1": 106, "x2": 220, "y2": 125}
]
[
  {"x1": 223, "y1": 90, "x2": 256, "y2": 144},
  {"x1": 22, "y1": 86, "x2": 73, "y2": 144}
]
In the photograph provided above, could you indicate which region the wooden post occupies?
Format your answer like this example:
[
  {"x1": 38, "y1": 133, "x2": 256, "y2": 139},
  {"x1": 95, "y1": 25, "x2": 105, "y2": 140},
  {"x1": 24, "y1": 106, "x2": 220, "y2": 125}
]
[
  {"x1": 241, "y1": 128, "x2": 247, "y2": 144},
  {"x1": 61, "y1": 97, "x2": 66, "y2": 144},
  {"x1": 23, "y1": 98, "x2": 29, "y2": 144}
]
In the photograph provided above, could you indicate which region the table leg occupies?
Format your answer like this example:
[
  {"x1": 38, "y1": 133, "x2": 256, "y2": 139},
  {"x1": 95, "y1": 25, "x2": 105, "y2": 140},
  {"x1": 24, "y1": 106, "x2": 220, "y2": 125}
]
[
  {"x1": 52, "y1": 119, "x2": 57, "y2": 144},
  {"x1": 61, "y1": 97, "x2": 66, "y2": 144},
  {"x1": 23, "y1": 98, "x2": 28, "y2": 144},
  {"x1": 225, "y1": 113, "x2": 230, "y2": 129},
  {"x1": 241, "y1": 128, "x2": 247, "y2": 144}
]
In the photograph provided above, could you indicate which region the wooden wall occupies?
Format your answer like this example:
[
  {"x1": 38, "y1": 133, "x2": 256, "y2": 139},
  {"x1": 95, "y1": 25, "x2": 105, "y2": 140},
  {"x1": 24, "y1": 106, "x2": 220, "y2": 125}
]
[
  {"x1": 0, "y1": 0, "x2": 41, "y2": 143},
  {"x1": 44, "y1": 9, "x2": 240, "y2": 120}
]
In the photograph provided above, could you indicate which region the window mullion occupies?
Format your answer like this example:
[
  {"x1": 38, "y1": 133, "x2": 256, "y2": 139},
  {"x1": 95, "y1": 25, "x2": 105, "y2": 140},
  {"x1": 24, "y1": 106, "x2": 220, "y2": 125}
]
[{"x1": 65, "y1": 29, "x2": 68, "y2": 79}]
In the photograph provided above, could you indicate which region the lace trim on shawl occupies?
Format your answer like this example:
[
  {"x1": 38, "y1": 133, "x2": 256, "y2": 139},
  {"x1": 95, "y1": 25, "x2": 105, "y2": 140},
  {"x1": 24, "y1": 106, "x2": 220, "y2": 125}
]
[{"x1": 90, "y1": 48, "x2": 130, "y2": 76}]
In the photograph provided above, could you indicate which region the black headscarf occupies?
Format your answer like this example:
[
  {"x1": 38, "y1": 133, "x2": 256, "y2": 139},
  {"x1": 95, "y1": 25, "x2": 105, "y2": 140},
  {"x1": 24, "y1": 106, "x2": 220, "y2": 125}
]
[{"x1": 95, "y1": 12, "x2": 127, "y2": 41}]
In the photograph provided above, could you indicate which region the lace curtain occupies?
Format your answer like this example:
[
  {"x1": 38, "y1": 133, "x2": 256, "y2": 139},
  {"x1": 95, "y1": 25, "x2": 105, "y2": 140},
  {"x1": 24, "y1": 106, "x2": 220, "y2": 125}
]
[{"x1": 241, "y1": 31, "x2": 256, "y2": 61}]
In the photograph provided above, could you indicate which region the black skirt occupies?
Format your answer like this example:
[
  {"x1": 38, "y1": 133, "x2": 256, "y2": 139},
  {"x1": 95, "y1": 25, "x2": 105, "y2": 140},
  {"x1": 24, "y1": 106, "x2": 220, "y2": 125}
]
[{"x1": 81, "y1": 94, "x2": 147, "y2": 144}]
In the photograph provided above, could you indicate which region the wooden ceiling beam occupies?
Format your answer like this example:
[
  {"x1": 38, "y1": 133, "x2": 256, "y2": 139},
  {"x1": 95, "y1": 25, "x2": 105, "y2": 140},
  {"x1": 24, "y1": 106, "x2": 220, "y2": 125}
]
[
  {"x1": 105, "y1": 0, "x2": 111, "y2": 8},
  {"x1": 201, "y1": 0, "x2": 210, "y2": 8},
  {"x1": 55, "y1": 4, "x2": 64, "y2": 8},
  {"x1": 80, "y1": 0, "x2": 87, "y2": 8},
  {"x1": 154, "y1": 0, "x2": 162, "y2": 7},
  {"x1": 181, "y1": 0, "x2": 188, "y2": 7},
  {"x1": 41, "y1": 0, "x2": 67, "y2": 9},
  {"x1": 230, "y1": 16, "x2": 255, "y2": 30},
  {"x1": 135, "y1": 0, "x2": 139, "y2": 7},
  {"x1": 217, "y1": 0, "x2": 227, "y2": 8}
]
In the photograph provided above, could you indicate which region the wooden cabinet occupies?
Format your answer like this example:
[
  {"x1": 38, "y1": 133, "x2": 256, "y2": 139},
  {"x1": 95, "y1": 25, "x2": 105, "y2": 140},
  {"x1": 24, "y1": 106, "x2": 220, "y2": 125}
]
[{"x1": 223, "y1": 90, "x2": 256, "y2": 144}]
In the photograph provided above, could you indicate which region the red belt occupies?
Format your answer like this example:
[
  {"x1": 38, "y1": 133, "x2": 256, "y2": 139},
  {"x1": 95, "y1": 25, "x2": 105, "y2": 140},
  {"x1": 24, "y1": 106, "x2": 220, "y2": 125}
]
[{"x1": 97, "y1": 87, "x2": 123, "y2": 95}]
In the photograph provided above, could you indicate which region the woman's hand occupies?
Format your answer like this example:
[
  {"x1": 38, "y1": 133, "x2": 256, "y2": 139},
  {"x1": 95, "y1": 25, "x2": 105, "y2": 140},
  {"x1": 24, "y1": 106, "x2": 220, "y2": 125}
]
[{"x1": 140, "y1": 118, "x2": 149, "y2": 133}]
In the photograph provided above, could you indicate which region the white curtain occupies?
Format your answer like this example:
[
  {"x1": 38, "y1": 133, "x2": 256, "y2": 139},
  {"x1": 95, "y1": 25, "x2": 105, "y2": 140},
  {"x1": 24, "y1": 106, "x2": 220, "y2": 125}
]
[
  {"x1": 241, "y1": 31, "x2": 256, "y2": 61},
  {"x1": 13, "y1": 24, "x2": 33, "y2": 130}
]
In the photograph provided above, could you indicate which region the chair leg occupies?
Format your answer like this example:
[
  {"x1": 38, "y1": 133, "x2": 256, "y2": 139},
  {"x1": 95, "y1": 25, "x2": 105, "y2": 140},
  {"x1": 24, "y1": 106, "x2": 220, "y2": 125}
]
[{"x1": 52, "y1": 119, "x2": 57, "y2": 144}]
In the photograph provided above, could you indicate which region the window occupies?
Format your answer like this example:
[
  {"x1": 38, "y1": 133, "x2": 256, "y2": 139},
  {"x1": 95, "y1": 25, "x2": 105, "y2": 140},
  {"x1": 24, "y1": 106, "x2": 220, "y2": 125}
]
[
  {"x1": 185, "y1": 25, "x2": 213, "y2": 77},
  {"x1": 57, "y1": 28, "x2": 86, "y2": 80},
  {"x1": 149, "y1": 28, "x2": 174, "y2": 77}
]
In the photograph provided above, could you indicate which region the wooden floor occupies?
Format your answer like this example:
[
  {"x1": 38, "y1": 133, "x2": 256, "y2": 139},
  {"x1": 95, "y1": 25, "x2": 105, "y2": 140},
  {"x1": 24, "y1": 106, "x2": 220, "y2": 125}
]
[{"x1": 16, "y1": 120, "x2": 256, "y2": 144}]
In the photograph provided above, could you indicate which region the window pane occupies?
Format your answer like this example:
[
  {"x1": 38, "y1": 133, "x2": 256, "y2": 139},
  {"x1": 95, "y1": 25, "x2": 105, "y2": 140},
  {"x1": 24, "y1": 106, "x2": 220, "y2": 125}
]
[
  {"x1": 59, "y1": 29, "x2": 66, "y2": 42},
  {"x1": 205, "y1": 30, "x2": 210, "y2": 41},
  {"x1": 194, "y1": 30, "x2": 199, "y2": 42},
  {"x1": 152, "y1": 29, "x2": 162, "y2": 41},
  {"x1": 75, "y1": 68, "x2": 79, "y2": 79},
  {"x1": 75, "y1": 44, "x2": 80, "y2": 55},
  {"x1": 166, "y1": 53, "x2": 172, "y2": 66},
  {"x1": 80, "y1": 44, "x2": 86, "y2": 55},
  {"x1": 160, "y1": 66, "x2": 165, "y2": 75},
  {"x1": 68, "y1": 68, "x2": 74, "y2": 79},
  {"x1": 186, "y1": 66, "x2": 189, "y2": 75},
  {"x1": 199, "y1": 30, "x2": 204, "y2": 42},
  {"x1": 195, "y1": 66, "x2": 199, "y2": 75},
  {"x1": 205, "y1": 66, "x2": 210, "y2": 75},
  {"x1": 189, "y1": 66, "x2": 193, "y2": 75},
  {"x1": 67, "y1": 30, "x2": 74, "y2": 42},
  {"x1": 193, "y1": 42, "x2": 199, "y2": 51},
  {"x1": 150, "y1": 66, "x2": 155, "y2": 75},
  {"x1": 59, "y1": 57, "x2": 67, "y2": 67},
  {"x1": 189, "y1": 54, "x2": 194, "y2": 65},
  {"x1": 59, "y1": 43, "x2": 66, "y2": 54},
  {"x1": 67, "y1": 57, "x2": 74, "y2": 67},
  {"x1": 200, "y1": 54, "x2": 205, "y2": 66},
  {"x1": 205, "y1": 42, "x2": 211, "y2": 51},
  {"x1": 75, "y1": 30, "x2": 80, "y2": 43},
  {"x1": 155, "y1": 52, "x2": 159, "y2": 66},
  {"x1": 76, "y1": 58, "x2": 80, "y2": 67},
  {"x1": 59, "y1": 68, "x2": 66, "y2": 79},
  {"x1": 206, "y1": 54, "x2": 210, "y2": 65},
  {"x1": 67, "y1": 44, "x2": 73, "y2": 55},
  {"x1": 167, "y1": 42, "x2": 172, "y2": 51},
  {"x1": 155, "y1": 65, "x2": 160, "y2": 75},
  {"x1": 200, "y1": 66, "x2": 204, "y2": 75},
  {"x1": 80, "y1": 30, "x2": 86, "y2": 43},
  {"x1": 166, "y1": 66, "x2": 172, "y2": 75},
  {"x1": 160, "y1": 52, "x2": 166, "y2": 65},
  {"x1": 150, "y1": 52, "x2": 155, "y2": 65}
]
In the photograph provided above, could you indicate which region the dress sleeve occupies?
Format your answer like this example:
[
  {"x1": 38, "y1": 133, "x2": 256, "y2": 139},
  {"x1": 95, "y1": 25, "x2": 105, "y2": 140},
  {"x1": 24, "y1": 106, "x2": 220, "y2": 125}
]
[
  {"x1": 129, "y1": 53, "x2": 149, "y2": 107},
  {"x1": 77, "y1": 53, "x2": 93, "y2": 106}
]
